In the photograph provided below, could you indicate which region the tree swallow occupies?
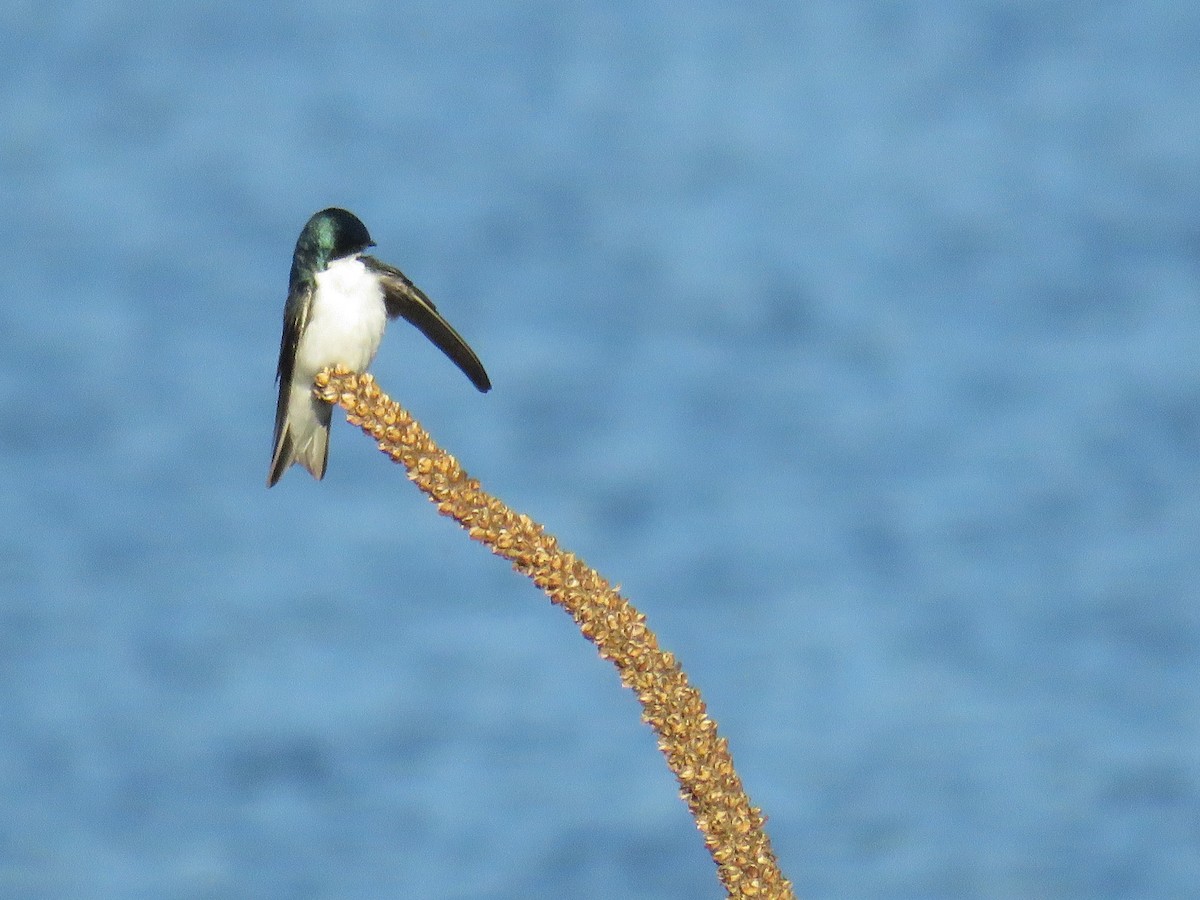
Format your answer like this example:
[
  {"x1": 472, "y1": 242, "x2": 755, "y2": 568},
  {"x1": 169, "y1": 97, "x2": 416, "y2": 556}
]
[{"x1": 268, "y1": 207, "x2": 491, "y2": 487}]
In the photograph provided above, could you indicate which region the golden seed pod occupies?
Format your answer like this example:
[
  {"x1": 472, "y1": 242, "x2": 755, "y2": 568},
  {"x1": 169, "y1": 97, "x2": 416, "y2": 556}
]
[{"x1": 314, "y1": 367, "x2": 794, "y2": 900}]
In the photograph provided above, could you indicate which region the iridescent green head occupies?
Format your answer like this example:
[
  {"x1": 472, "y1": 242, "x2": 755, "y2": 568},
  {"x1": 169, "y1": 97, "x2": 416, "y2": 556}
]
[{"x1": 290, "y1": 207, "x2": 375, "y2": 286}]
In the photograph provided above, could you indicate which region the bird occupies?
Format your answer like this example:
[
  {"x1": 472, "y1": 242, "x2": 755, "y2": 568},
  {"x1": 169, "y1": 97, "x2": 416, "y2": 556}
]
[{"x1": 267, "y1": 207, "x2": 490, "y2": 487}]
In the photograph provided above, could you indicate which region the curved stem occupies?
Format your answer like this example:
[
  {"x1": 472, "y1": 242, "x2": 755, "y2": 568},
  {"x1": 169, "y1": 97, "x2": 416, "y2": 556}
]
[{"x1": 315, "y1": 368, "x2": 795, "y2": 899}]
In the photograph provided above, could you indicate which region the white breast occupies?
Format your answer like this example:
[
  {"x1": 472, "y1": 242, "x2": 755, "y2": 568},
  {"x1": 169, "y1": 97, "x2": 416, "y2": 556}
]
[{"x1": 294, "y1": 256, "x2": 388, "y2": 379}]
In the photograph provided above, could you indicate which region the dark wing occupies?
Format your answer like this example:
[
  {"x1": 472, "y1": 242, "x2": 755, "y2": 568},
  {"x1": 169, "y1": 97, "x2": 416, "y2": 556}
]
[
  {"x1": 363, "y1": 256, "x2": 491, "y2": 392},
  {"x1": 272, "y1": 279, "x2": 314, "y2": 446}
]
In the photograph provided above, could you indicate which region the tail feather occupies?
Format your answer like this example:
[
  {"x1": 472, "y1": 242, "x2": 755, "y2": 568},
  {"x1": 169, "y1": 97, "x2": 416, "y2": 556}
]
[{"x1": 267, "y1": 388, "x2": 332, "y2": 487}]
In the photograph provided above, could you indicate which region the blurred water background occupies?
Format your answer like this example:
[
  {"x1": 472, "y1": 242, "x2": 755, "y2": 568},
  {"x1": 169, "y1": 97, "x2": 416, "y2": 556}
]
[{"x1": 2, "y1": 2, "x2": 1198, "y2": 897}]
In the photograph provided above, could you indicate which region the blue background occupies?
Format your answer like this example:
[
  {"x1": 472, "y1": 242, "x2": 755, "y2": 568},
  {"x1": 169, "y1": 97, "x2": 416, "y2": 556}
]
[{"x1": 3, "y1": 3, "x2": 1198, "y2": 897}]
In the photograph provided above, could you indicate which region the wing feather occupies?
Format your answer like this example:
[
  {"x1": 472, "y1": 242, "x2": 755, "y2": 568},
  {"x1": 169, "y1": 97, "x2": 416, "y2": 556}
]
[
  {"x1": 364, "y1": 256, "x2": 491, "y2": 392},
  {"x1": 271, "y1": 280, "x2": 313, "y2": 448}
]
